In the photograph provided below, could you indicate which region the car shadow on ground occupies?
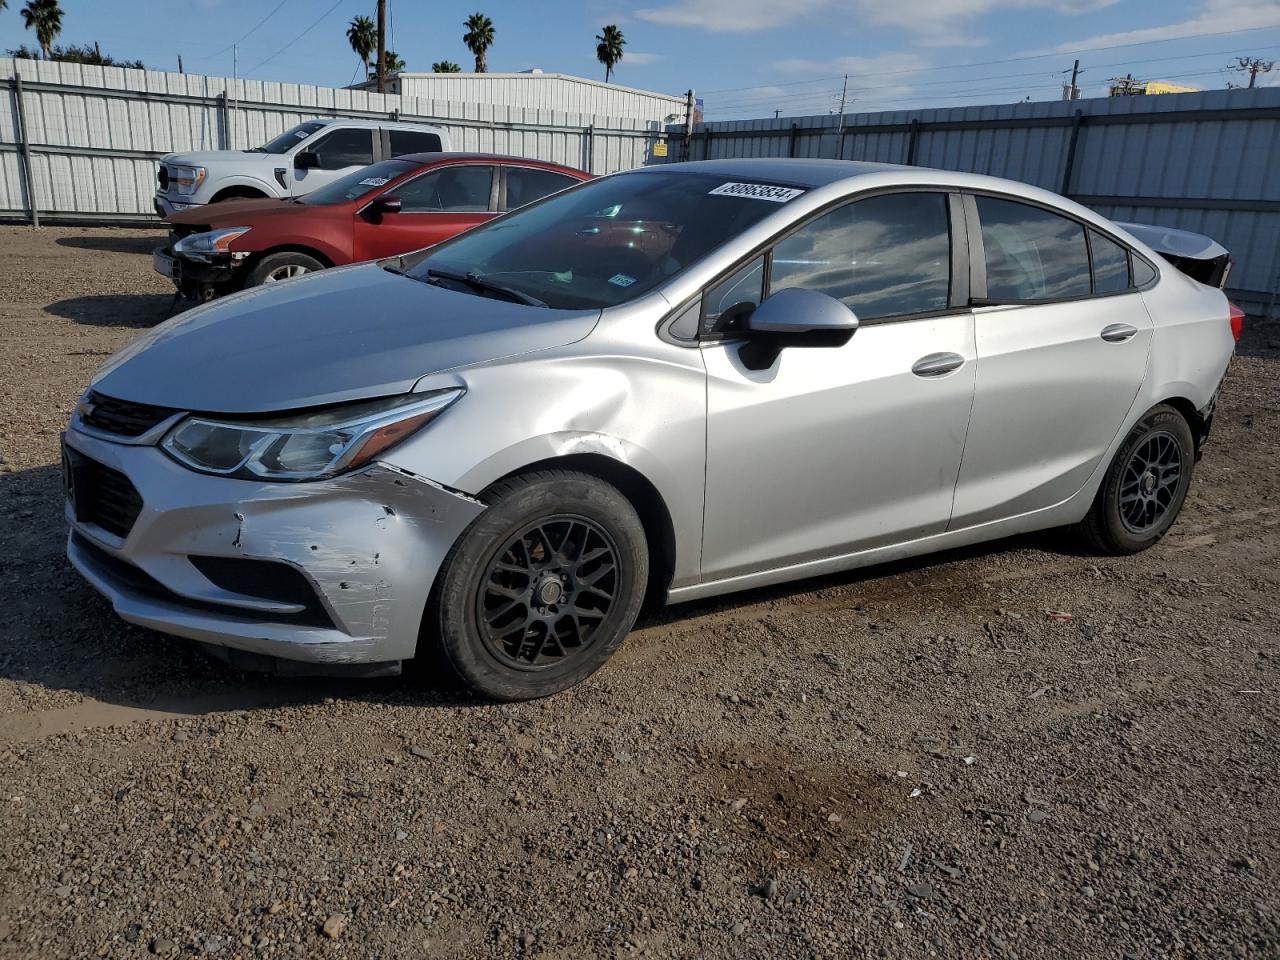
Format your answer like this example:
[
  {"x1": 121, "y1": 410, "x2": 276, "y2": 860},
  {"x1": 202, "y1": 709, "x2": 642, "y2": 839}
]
[
  {"x1": 54, "y1": 233, "x2": 166, "y2": 255},
  {"x1": 45, "y1": 292, "x2": 180, "y2": 328},
  {"x1": 0, "y1": 460, "x2": 1072, "y2": 731}
]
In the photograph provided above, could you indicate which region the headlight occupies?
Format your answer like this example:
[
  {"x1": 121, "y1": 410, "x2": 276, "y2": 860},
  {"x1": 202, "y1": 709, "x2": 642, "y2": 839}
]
[
  {"x1": 160, "y1": 390, "x2": 463, "y2": 482},
  {"x1": 173, "y1": 226, "x2": 252, "y2": 260},
  {"x1": 172, "y1": 164, "x2": 206, "y2": 196}
]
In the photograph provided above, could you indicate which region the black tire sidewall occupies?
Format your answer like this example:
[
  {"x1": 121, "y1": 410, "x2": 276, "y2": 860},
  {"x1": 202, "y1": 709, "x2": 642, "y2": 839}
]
[
  {"x1": 246, "y1": 252, "x2": 324, "y2": 287},
  {"x1": 431, "y1": 473, "x2": 648, "y2": 701},
  {"x1": 1095, "y1": 407, "x2": 1195, "y2": 552}
]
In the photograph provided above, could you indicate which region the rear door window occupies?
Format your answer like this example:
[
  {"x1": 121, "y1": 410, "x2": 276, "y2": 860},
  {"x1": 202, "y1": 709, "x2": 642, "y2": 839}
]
[
  {"x1": 976, "y1": 196, "x2": 1091, "y2": 301},
  {"x1": 308, "y1": 127, "x2": 375, "y2": 170},
  {"x1": 503, "y1": 167, "x2": 582, "y2": 211},
  {"x1": 1089, "y1": 229, "x2": 1131, "y2": 294},
  {"x1": 387, "y1": 129, "x2": 443, "y2": 157}
]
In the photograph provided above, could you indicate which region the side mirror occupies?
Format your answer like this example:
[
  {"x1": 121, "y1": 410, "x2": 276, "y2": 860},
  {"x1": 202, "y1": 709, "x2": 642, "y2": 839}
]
[
  {"x1": 294, "y1": 151, "x2": 319, "y2": 170},
  {"x1": 739, "y1": 287, "x2": 858, "y2": 370},
  {"x1": 372, "y1": 194, "x2": 402, "y2": 215}
]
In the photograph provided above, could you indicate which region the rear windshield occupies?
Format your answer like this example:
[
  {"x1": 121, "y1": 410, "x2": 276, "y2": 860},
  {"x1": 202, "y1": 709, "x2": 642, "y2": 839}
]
[
  {"x1": 403, "y1": 171, "x2": 797, "y2": 309},
  {"x1": 253, "y1": 121, "x2": 327, "y2": 154},
  {"x1": 302, "y1": 160, "x2": 416, "y2": 205}
]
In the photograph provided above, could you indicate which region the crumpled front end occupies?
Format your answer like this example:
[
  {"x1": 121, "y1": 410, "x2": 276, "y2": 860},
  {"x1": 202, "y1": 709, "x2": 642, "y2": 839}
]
[{"x1": 63, "y1": 425, "x2": 484, "y2": 670}]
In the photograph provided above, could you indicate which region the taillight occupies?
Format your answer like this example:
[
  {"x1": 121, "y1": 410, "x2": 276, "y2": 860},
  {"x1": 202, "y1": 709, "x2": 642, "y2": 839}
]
[{"x1": 1229, "y1": 302, "x2": 1245, "y2": 343}]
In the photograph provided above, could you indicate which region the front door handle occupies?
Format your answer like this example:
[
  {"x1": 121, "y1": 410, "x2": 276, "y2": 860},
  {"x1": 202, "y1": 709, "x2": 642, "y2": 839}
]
[
  {"x1": 1100, "y1": 322, "x2": 1138, "y2": 343},
  {"x1": 912, "y1": 352, "x2": 965, "y2": 378}
]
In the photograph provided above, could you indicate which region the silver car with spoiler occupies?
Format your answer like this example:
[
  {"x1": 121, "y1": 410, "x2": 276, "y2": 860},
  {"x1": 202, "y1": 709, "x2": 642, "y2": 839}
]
[{"x1": 64, "y1": 159, "x2": 1238, "y2": 700}]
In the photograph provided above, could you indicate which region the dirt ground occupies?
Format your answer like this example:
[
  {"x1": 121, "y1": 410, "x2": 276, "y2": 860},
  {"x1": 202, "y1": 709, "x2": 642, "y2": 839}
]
[{"x1": 0, "y1": 225, "x2": 1277, "y2": 960}]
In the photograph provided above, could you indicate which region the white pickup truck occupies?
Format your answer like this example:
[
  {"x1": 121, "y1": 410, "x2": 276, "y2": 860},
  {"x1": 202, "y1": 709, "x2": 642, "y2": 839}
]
[{"x1": 154, "y1": 118, "x2": 450, "y2": 218}]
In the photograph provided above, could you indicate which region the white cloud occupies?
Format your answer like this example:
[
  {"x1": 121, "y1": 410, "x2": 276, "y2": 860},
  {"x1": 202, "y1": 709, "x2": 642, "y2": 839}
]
[
  {"x1": 1030, "y1": 0, "x2": 1280, "y2": 55},
  {"x1": 636, "y1": 0, "x2": 830, "y2": 32},
  {"x1": 635, "y1": 0, "x2": 1119, "y2": 43},
  {"x1": 621, "y1": 51, "x2": 665, "y2": 64}
]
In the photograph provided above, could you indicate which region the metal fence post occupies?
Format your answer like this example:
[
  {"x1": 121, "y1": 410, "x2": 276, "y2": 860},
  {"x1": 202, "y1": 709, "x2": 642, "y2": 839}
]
[
  {"x1": 1060, "y1": 109, "x2": 1084, "y2": 196},
  {"x1": 905, "y1": 118, "x2": 920, "y2": 166},
  {"x1": 10, "y1": 74, "x2": 40, "y2": 228},
  {"x1": 217, "y1": 91, "x2": 229, "y2": 150},
  {"x1": 788, "y1": 122, "x2": 799, "y2": 158},
  {"x1": 584, "y1": 124, "x2": 594, "y2": 173}
]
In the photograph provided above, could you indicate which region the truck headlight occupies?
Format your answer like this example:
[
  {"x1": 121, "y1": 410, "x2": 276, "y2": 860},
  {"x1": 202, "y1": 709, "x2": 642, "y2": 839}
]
[
  {"x1": 172, "y1": 164, "x2": 206, "y2": 196},
  {"x1": 161, "y1": 390, "x2": 463, "y2": 482},
  {"x1": 173, "y1": 226, "x2": 252, "y2": 260}
]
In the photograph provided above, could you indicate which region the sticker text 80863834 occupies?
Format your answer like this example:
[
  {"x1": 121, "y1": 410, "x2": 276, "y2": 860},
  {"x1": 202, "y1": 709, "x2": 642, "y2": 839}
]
[{"x1": 708, "y1": 182, "x2": 806, "y2": 203}]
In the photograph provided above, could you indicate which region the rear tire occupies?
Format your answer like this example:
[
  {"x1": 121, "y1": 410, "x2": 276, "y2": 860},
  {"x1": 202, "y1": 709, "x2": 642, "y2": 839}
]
[
  {"x1": 245, "y1": 251, "x2": 324, "y2": 287},
  {"x1": 427, "y1": 470, "x2": 648, "y2": 701},
  {"x1": 1077, "y1": 404, "x2": 1195, "y2": 554}
]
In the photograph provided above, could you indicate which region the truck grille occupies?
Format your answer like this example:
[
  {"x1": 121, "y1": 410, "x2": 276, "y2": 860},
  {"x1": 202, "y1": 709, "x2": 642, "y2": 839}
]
[
  {"x1": 158, "y1": 166, "x2": 170, "y2": 190},
  {"x1": 80, "y1": 391, "x2": 177, "y2": 438},
  {"x1": 63, "y1": 448, "x2": 144, "y2": 539}
]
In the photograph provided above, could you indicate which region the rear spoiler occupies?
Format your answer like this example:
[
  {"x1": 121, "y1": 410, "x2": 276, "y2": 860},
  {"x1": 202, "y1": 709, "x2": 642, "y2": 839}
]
[{"x1": 1116, "y1": 221, "x2": 1232, "y2": 289}]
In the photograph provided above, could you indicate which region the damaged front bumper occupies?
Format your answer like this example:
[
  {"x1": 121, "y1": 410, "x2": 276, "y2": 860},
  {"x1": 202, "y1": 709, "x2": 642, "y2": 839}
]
[
  {"x1": 63, "y1": 427, "x2": 484, "y2": 670},
  {"x1": 153, "y1": 244, "x2": 240, "y2": 300}
]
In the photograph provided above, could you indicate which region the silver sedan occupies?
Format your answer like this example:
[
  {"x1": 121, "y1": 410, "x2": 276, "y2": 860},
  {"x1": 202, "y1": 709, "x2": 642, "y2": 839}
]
[{"x1": 63, "y1": 159, "x2": 1238, "y2": 699}]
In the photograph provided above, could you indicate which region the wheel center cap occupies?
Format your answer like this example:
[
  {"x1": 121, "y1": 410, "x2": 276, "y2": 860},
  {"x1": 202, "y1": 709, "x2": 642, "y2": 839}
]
[
  {"x1": 537, "y1": 579, "x2": 564, "y2": 606},
  {"x1": 1141, "y1": 471, "x2": 1157, "y2": 495}
]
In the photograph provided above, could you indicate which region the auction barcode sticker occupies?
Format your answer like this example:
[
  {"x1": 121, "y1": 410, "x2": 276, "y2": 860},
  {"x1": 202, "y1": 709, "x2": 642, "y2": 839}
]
[{"x1": 708, "y1": 182, "x2": 805, "y2": 202}]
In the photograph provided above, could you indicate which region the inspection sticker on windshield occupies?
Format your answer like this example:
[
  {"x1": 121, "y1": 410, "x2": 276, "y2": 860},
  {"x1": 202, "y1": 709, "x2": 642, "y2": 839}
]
[
  {"x1": 708, "y1": 182, "x2": 805, "y2": 203},
  {"x1": 609, "y1": 274, "x2": 637, "y2": 287},
  {"x1": 358, "y1": 177, "x2": 391, "y2": 186}
]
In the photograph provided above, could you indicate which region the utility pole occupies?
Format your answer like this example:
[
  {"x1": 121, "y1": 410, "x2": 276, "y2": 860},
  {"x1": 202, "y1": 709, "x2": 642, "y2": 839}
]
[
  {"x1": 774, "y1": 109, "x2": 781, "y2": 118},
  {"x1": 1234, "y1": 56, "x2": 1276, "y2": 88},
  {"x1": 178, "y1": 53, "x2": 184, "y2": 74},
  {"x1": 231, "y1": 44, "x2": 238, "y2": 149},
  {"x1": 376, "y1": 0, "x2": 387, "y2": 94},
  {"x1": 682, "y1": 88, "x2": 695, "y2": 160},
  {"x1": 1063, "y1": 59, "x2": 1081, "y2": 100},
  {"x1": 834, "y1": 73, "x2": 848, "y2": 159}
]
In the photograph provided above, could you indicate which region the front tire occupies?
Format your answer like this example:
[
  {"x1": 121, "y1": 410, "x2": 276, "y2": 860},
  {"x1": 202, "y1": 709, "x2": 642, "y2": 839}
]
[
  {"x1": 1077, "y1": 404, "x2": 1195, "y2": 554},
  {"x1": 245, "y1": 251, "x2": 324, "y2": 287},
  {"x1": 428, "y1": 470, "x2": 648, "y2": 701}
]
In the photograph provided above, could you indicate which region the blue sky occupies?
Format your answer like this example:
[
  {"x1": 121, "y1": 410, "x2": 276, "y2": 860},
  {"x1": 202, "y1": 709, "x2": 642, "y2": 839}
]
[{"x1": 3, "y1": 0, "x2": 1278, "y2": 117}]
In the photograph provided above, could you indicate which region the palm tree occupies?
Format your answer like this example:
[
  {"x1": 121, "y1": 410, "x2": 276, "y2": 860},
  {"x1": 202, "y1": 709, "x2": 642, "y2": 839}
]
[
  {"x1": 595, "y1": 24, "x2": 625, "y2": 83},
  {"x1": 462, "y1": 13, "x2": 494, "y2": 73},
  {"x1": 346, "y1": 15, "x2": 376, "y2": 81},
  {"x1": 21, "y1": 0, "x2": 63, "y2": 61},
  {"x1": 432, "y1": 61, "x2": 462, "y2": 73},
  {"x1": 382, "y1": 50, "x2": 406, "y2": 76}
]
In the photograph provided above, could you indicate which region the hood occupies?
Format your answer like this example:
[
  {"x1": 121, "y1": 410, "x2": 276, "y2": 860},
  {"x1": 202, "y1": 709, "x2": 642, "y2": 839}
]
[
  {"x1": 163, "y1": 150, "x2": 261, "y2": 167},
  {"x1": 169, "y1": 197, "x2": 313, "y2": 228},
  {"x1": 91, "y1": 263, "x2": 601, "y2": 414}
]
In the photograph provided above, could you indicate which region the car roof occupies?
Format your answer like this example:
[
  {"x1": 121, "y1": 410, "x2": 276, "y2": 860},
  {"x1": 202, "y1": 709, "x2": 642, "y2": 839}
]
[
  {"x1": 308, "y1": 118, "x2": 445, "y2": 131},
  {"x1": 389, "y1": 152, "x2": 590, "y2": 173}
]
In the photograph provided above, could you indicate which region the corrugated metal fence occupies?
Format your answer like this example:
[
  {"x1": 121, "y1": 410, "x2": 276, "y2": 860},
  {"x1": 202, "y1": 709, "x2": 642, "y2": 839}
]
[
  {"x1": 686, "y1": 89, "x2": 1280, "y2": 315},
  {"x1": 0, "y1": 58, "x2": 668, "y2": 225}
]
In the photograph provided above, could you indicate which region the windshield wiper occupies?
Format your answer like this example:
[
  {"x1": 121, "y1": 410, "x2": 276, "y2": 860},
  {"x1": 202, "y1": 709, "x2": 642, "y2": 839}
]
[{"x1": 425, "y1": 268, "x2": 546, "y2": 307}]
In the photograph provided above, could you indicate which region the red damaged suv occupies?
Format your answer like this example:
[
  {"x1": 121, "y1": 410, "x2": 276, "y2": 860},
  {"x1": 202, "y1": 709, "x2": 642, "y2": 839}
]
[{"x1": 155, "y1": 153, "x2": 591, "y2": 300}]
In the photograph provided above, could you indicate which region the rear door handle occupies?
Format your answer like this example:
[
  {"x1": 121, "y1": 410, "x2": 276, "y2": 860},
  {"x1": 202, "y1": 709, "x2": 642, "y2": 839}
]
[
  {"x1": 1100, "y1": 323, "x2": 1138, "y2": 343},
  {"x1": 912, "y1": 352, "x2": 965, "y2": 378}
]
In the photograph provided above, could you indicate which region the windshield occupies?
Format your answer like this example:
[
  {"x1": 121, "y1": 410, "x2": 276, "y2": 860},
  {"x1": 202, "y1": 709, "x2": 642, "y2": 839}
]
[
  {"x1": 302, "y1": 159, "x2": 415, "y2": 205},
  {"x1": 402, "y1": 172, "x2": 798, "y2": 309},
  {"x1": 252, "y1": 121, "x2": 327, "y2": 154}
]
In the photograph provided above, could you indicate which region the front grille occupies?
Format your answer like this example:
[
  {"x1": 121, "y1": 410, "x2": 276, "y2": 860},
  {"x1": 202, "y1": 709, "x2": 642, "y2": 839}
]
[
  {"x1": 158, "y1": 165, "x2": 169, "y2": 190},
  {"x1": 64, "y1": 448, "x2": 144, "y2": 539},
  {"x1": 80, "y1": 391, "x2": 177, "y2": 438}
]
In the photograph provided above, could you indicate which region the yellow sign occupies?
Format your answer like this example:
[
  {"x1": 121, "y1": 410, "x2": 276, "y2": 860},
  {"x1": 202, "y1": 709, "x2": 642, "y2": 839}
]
[{"x1": 653, "y1": 141, "x2": 668, "y2": 158}]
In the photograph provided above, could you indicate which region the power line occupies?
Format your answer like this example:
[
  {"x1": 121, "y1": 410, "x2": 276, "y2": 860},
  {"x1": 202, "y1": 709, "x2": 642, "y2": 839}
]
[
  {"x1": 698, "y1": 24, "x2": 1280, "y2": 95},
  {"x1": 195, "y1": 0, "x2": 291, "y2": 62},
  {"x1": 244, "y1": 0, "x2": 348, "y2": 75},
  {"x1": 706, "y1": 44, "x2": 1280, "y2": 112}
]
